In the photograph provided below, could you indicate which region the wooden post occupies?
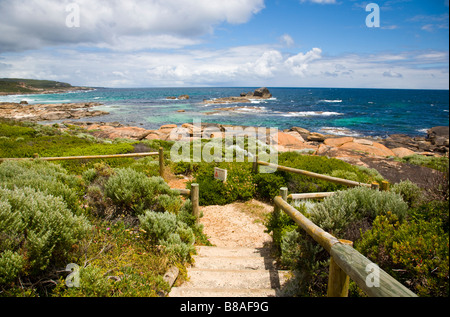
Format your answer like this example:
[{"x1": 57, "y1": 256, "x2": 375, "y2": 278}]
[
  {"x1": 371, "y1": 182, "x2": 380, "y2": 191},
  {"x1": 159, "y1": 147, "x2": 164, "y2": 179},
  {"x1": 381, "y1": 181, "x2": 390, "y2": 192},
  {"x1": 328, "y1": 239, "x2": 353, "y2": 297},
  {"x1": 252, "y1": 156, "x2": 259, "y2": 174},
  {"x1": 280, "y1": 187, "x2": 288, "y2": 201},
  {"x1": 191, "y1": 183, "x2": 200, "y2": 222}
]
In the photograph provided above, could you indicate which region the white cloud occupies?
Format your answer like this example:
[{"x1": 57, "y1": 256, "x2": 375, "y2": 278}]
[
  {"x1": 300, "y1": 0, "x2": 337, "y2": 4},
  {"x1": 279, "y1": 34, "x2": 295, "y2": 47},
  {"x1": 0, "y1": 0, "x2": 265, "y2": 52},
  {"x1": 1, "y1": 45, "x2": 447, "y2": 89}
]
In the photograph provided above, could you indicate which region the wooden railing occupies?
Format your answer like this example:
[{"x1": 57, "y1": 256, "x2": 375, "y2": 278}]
[
  {"x1": 274, "y1": 189, "x2": 417, "y2": 297},
  {"x1": 257, "y1": 160, "x2": 417, "y2": 297},
  {"x1": 0, "y1": 148, "x2": 201, "y2": 221},
  {"x1": 1, "y1": 148, "x2": 164, "y2": 177},
  {"x1": 253, "y1": 160, "x2": 391, "y2": 191}
]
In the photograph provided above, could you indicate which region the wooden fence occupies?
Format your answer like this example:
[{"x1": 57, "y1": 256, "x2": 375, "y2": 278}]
[
  {"x1": 275, "y1": 189, "x2": 417, "y2": 297},
  {"x1": 0, "y1": 148, "x2": 201, "y2": 221},
  {"x1": 255, "y1": 159, "x2": 417, "y2": 297}
]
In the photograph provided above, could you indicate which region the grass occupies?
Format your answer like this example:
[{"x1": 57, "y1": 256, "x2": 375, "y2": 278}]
[{"x1": 0, "y1": 120, "x2": 202, "y2": 297}]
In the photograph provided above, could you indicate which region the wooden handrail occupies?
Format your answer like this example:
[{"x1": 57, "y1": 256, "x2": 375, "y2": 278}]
[
  {"x1": 0, "y1": 152, "x2": 159, "y2": 162},
  {"x1": 289, "y1": 192, "x2": 336, "y2": 200},
  {"x1": 257, "y1": 161, "x2": 373, "y2": 188},
  {"x1": 274, "y1": 195, "x2": 417, "y2": 297},
  {"x1": 0, "y1": 149, "x2": 165, "y2": 178},
  {"x1": 274, "y1": 196, "x2": 339, "y2": 253}
]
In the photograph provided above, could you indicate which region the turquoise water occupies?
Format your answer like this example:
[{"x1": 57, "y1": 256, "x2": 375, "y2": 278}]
[{"x1": 1, "y1": 87, "x2": 448, "y2": 137}]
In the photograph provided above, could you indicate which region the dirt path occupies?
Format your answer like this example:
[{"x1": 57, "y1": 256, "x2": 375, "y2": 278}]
[{"x1": 199, "y1": 200, "x2": 274, "y2": 248}]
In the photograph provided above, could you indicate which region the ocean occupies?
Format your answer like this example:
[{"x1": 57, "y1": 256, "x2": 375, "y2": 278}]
[{"x1": 1, "y1": 87, "x2": 448, "y2": 138}]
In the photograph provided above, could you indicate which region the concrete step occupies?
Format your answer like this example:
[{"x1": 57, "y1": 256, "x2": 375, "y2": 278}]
[
  {"x1": 170, "y1": 287, "x2": 279, "y2": 298},
  {"x1": 193, "y1": 255, "x2": 275, "y2": 271},
  {"x1": 176, "y1": 269, "x2": 289, "y2": 290},
  {"x1": 169, "y1": 246, "x2": 288, "y2": 298},
  {"x1": 195, "y1": 246, "x2": 272, "y2": 258}
]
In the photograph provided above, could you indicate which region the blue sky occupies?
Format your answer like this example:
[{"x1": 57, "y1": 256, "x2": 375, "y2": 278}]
[{"x1": 0, "y1": 0, "x2": 448, "y2": 89}]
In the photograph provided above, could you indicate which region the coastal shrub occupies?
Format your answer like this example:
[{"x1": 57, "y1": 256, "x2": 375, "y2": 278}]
[
  {"x1": 308, "y1": 186, "x2": 408, "y2": 236},
  {"x1": 0, "y1": 250, "x2": 25, "y2": 284},
  {"x1": 128, "y1": 157, "x2": 161, "y2": 178},
  {"x1": 254, "y1": 172, "x2": 287, "y2": 201},
  {"x1": 0, "y1": 160, "x2": 83, "y2": 213},
  {"x1": 191, "y1": 162, "x2": 256, "y2": 206},
  {"x1": 356, "y1": 212, "x2": 449, "y2": 297},
  {"x1": 397, "y1": 154, "x2": 449, "y2": 173},
  {"x1": 277, "y1": 152, "x2": 381, "y2": 194},
  {"x1": 0, "y1": 121, "x2": 36, "y2": 138},
  {"x1": 139, "y1": 211, "x2": 195, "y2": 262},
  {"x1": 0, "y1": 187, "x2": 90, "y2": 282},
  {"x1": 104, "y1": 168, "x2": 181, "y2": 216},
  {"x1": 267, "y1": 186, "x2": 409, "y2": 296},
  {"x1": 0, "y1": 120, "x2": 137, "y2": 175},
  {"x1": 391, "y1": 180, "x2": 424, "y2": 208},
  {"x1": 266, "y1": 206, "x2": 299, "y2": 248}
]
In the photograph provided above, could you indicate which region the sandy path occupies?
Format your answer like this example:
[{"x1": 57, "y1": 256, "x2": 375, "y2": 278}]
[
  {"x1": 199, "y1": 200, "x2": 274, "y2": 248},
  {"x1": 166, "y1": 176, "x2": 274, "y2": 248}
]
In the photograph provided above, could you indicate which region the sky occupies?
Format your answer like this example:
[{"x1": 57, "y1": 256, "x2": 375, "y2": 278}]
[{"x1": 0, "y1": 0, "x2": 448, "y2": 89}]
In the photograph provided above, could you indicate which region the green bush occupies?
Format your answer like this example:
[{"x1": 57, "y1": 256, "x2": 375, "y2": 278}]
[
  {"x1": 0, "y1": 187, "x2": 90, "y2": 282},
  {"x1": 104, "y1": 168, "x2": 181, "y2": 216},
  {"x1": 398, "y1": 155, "x2": 449, "y2": 173},
  {"x1": 391, "y1": 180, "x2": 424, "y2": 208},
  {"x1": 254, "y1": 172, "x2": 287, "y2": 201},
  {"x1": 139, "y1": 211, "x2": 195, "y2": 262},
  {"x1": 267, "y1": 186, "x2": 409, "y2": 296},
  {"x1": 309, "y1": 187, "x2": 408, "y2": 237},
  {"x1": 277, "y1": 152, "x2": 383, "y2": 194},
  {"x1": 191, "y1": 162, "x2": 256, "y2": 206},
  {"x1": 356, "y1": 212, "x2": 449, "y2": 297},
  {"x1": 0, "y1": 160, "x2": 83, "y2": 213}
]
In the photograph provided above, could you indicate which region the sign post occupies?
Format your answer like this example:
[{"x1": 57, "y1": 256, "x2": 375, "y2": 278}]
[{"x1": 214, "y1": 167, "x2": 228, "y2": 182}]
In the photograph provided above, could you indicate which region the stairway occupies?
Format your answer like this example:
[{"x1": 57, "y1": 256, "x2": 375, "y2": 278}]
[{"x1": 169, "y1": 246, "x2": 289, "y2": 297}]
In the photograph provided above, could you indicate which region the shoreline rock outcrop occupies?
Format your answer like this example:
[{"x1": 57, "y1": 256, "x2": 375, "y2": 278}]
[
  {"x1": 204, "y1": 87, "x2": 273, "y2": 104},
  {"x1": 61, "y1": 121, "x2": 448, "y2": 164},
  {"x1": 0, "y1": 102, "x2": 108, "y2": 122}
]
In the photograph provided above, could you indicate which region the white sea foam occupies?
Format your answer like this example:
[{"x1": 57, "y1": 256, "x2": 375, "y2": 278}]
[
  {"x1": 318, "y1": 99, "x2": 343, "y2": 103},
  {"x1": 417, "y1": 129, "x2": 429, "y2": 134},
  {"x1": 320, "y1": 127, "x2": 362, "y2": 137},
  {"x1": 221, "y1": 106, "x2": 268, "y2": 113},
  {"x1": 282, "y1": 111, "x2": 343, "y2": 117}
]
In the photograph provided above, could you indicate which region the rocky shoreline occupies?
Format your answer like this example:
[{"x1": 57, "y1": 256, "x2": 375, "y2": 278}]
[
  {"x1": 0, "y1": 102, "x2": 108, "y2": 121},
  {"x1": 61, "y1": 120, "x2": 449, "y2": 159},
  {"x1": 59, "y1": 120, "x2": 446, "y2": 189},
  {"x1": 0, "y1": 86, "x2": 94, "y2": 96}
]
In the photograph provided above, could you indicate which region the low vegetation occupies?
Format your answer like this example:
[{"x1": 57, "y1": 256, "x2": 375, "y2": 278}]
[
  {"x1": 0, "y1": 118, "x2": 448, "y2": 297},
  {"x1": 0, "y1": 78, "x2": 72, "y2": 94},
  {"x1": 0, "y1": 120, "x2": 207, "y2": 297}
]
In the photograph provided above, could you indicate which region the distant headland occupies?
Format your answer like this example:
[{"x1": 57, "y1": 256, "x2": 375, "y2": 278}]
[{"x1": 0, "y1": 78, "x2": 93, "y2": 96}]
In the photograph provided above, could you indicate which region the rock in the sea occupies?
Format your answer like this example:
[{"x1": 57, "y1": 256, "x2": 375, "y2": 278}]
[
  {"x1": 204, "y1": 88, "x2": 272, "y2": 104},
  {"x1": 253, "y1": 87, "x2": 272, "y2": 99},
  {"x1": 428, "y1": 126, "x2": 449, "y2": 146}
]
